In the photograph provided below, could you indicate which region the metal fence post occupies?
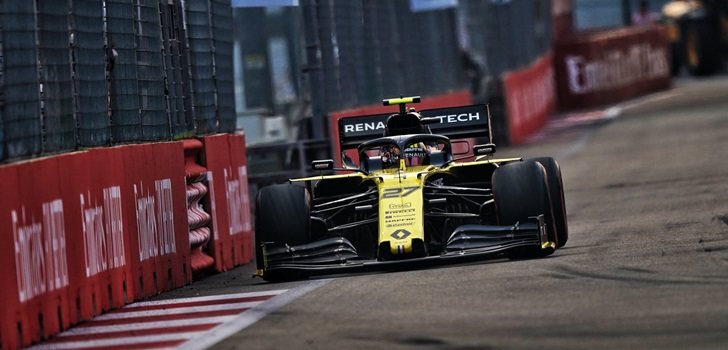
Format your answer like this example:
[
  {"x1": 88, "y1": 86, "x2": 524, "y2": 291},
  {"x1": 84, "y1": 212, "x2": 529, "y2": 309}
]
[
  {"x1": 301, "y1": 0, "x2": 326, "y2": 141},
  {"x1": 71, "y1": 0, "x2": 111, "y2": 147}
]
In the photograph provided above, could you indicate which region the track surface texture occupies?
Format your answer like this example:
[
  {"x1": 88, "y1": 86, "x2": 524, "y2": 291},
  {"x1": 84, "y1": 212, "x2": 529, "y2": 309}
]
[{"x1": 176, "y1": 75, "x2": 728, "y2": 350}]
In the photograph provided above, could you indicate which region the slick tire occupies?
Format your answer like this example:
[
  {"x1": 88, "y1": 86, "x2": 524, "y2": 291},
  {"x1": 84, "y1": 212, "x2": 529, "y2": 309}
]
[
  {"x1": 491, "y1": 161, "x2": 556, "y2": 259},
  {"x1": 255, "y1": 184, "x2": 311, "y2": 277},
  {"x1": 527, "y1": 157, "x2": 568, "y2": 248}
]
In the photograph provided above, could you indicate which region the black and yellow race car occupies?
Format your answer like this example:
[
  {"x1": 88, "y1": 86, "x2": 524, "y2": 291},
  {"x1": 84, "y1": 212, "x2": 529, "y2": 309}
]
[{"x1": 254, "y1": 97, "x2": 567, "y2": 281}]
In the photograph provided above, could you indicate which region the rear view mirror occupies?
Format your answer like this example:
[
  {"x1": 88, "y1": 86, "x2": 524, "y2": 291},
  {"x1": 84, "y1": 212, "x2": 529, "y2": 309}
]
[
  {"x1": 312, "y1": 159, "x2": 334, "y2": 171},
  {"x1": 342, "y1": 154, "x2": 357, "y2": 169},
  {"x1": 473, "y1": 143, "x2": 496, "y2": 156}
]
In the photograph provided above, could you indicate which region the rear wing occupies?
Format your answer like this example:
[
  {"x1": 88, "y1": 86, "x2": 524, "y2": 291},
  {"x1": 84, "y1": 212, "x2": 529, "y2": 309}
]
[{"x1": 338, "y1": 104, "x2": 492, "y2": 149}]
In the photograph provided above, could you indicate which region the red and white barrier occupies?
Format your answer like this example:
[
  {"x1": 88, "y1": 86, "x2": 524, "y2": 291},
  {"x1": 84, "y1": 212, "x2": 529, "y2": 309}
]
[
  {"x1": 228, "y1": 134, "x2": 254, "y2": 266},
  {"x1": 554, "y1": 25, "x2": 671, "y2": 109},
  {"x1": 502, "y1": 53, "x2": 557, "y2": 145},
  {"x1": 0, "y1": 136, "x2": 253, "y2": 349},
  {"x1": 121, "y1": 143, "x2": 192, "y2": 301},
  {"x1": 0, "y1": 157, "x2": 71, "y2": 347},
  {"x1": 202, "y1": 134, "x2": 254, "y2": 272}
]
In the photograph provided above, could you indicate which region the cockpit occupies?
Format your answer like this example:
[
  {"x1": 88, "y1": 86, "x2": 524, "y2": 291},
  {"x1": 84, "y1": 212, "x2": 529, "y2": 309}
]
[{"x1": 357, "y1": 134, "x2": 452, "y2": 172}]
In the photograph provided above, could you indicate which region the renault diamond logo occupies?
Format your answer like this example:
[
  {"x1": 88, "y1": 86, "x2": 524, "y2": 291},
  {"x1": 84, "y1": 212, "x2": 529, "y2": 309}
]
[{"x1": 390, "y1": 229, "x2": 412, "y2": 240}]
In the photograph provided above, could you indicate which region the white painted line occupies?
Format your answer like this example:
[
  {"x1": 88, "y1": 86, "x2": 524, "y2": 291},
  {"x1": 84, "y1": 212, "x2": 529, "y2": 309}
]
[
  {"x1": 177, "y1": 279, "x2": 333, "y2": 350},
  {"x1": 555, "y1": 126, "x2": 599, "y2": 160},
  {"x1": 58, "y1": 316, "x2": 236, "y2": 336},
  {"x1": 553, "y1": 90, "x2": 681, "y2": 160},
  {"x1": 26, "y1": 332, "x2": 205, "y2": 350},
  {"x1": 604, "y1": 106, "x2": 622, "y2": 120},
  {"x1": 124, "y1": 290, "x2": 287, "y2": 308},
  {"x1": 123, "y1": 290, "x2": 288, "y2": 308},
  {"x1": 95, "y1": 301, "x2": 263, "y2": 320},
  {"x1": 620, "y1": 91, "x2": 679, "y2": 111}
]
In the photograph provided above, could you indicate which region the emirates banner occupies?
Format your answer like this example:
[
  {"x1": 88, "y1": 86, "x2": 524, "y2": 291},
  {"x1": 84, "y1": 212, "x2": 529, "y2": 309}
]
[
  {"x1": 503, "y1": 53, "x2": 557, "y2": 145},
  {"x1": 555, "y1": 25, "x2": 671, "y2": 110}
]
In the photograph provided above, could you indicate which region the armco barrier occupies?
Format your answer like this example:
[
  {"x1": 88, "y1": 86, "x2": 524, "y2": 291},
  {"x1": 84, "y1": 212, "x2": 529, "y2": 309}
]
[
  {"x1": 554, "y1": 25, "x2": 671, "y2": 110},
  {"x1": 502, "y1": 52, "x2": 557, "y2": 145}
]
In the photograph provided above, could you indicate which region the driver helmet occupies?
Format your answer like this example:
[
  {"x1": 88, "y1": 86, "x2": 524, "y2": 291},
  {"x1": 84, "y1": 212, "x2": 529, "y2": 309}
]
[{"x1": 380, "y1": 145, "x2": 401, "y2": 168}]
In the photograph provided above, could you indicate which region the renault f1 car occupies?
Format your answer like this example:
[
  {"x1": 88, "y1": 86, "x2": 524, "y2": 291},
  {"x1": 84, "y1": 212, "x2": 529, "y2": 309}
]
[{"x1": 255, "y1": 96, "x2": 568, "y2": 281}]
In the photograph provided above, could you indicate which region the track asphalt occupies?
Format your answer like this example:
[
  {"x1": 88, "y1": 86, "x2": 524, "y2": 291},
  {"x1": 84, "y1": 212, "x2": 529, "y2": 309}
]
[{"x1": 36, "y1": 74, "x2": 728, "y2": 350}]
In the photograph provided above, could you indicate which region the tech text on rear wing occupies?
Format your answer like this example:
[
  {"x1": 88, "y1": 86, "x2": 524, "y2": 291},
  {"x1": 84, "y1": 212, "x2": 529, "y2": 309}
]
[{"x1": 338, "y1": 104, "x2": 492, "y2": 149}]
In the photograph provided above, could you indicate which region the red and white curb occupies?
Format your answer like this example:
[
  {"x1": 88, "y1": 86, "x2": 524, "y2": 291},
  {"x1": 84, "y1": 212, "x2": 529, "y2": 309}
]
[{"x1": 27, "y1": 279, "x2": 331, "y2": 350}]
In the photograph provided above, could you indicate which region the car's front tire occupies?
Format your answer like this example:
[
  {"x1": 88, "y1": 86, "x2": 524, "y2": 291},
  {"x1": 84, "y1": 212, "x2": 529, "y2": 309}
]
[
  {"x1": 527, "y1": 157, "x2": 568, "y2": 248},
  {"x1": 492, "y1": 161, "x2": 556, "y2": 258},
  {"x1": 255, "y1": 184, "x2": 311, "y2": 278}
]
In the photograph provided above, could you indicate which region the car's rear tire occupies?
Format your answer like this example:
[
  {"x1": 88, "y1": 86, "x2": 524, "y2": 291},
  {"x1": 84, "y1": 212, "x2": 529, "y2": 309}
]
[
  {"x1": 255, "y1": 184, "x2": 311, "y2": 276},
  {"x1": 527, "y1": 157, "x2": 568, "y2": 248},
  {"x1": 491, "y1": 161, "x2": 556, "y2": 258}
]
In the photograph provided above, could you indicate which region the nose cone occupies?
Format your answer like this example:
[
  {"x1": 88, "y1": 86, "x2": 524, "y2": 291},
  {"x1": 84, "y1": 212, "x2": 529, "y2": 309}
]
[{"x1": 377, "y1": 175, "x2": 425, "y2": 256}]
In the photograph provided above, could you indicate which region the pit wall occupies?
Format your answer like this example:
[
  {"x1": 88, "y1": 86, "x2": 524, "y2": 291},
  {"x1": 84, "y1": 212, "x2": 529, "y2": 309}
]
[
  {"x1": 0, "y1": 134, "x2": 252, "y2": 350},
  {"x1": 554, "y1": 25, "x2": 671, "y2": 110}
]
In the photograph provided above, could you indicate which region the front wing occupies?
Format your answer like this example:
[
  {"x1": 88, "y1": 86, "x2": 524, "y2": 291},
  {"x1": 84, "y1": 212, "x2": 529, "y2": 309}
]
[{"x1": 257, "y1": 216, "x2": 550, "y2": 280}]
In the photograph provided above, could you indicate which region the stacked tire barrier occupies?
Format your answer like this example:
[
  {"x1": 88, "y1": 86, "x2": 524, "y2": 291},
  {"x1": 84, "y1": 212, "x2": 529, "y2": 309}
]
[
  {"x1": 0, "y1": 135, "x2": 252, "y2": 350},
  {"x1": 554, "y1": 25, "x2": 671, "y2": 110},
  {"x1": 184, "y1": 140, "x2": 216, "y2": 274}
]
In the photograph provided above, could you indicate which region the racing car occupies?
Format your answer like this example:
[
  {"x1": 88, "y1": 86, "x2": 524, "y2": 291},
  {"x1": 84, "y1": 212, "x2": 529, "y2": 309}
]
[{"x1": 254, "y1": 96, "x2": 567, "y2": 281}]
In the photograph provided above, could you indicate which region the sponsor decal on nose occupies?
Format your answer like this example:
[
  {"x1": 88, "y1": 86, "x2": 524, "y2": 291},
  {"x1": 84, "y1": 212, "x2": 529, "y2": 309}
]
[{"x1": 390, "y1": 229, "x2": 412, "y2": 240}]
